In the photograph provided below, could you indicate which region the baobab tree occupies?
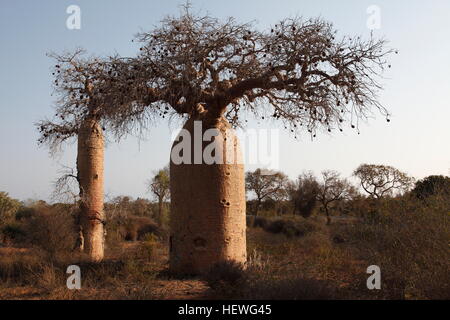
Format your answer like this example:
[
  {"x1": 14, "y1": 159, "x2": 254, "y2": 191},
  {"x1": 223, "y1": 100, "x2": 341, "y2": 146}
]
[
  {"x1": 114, "y1": 6, "x2": 394, "y2": 273},
  {"x1": 353, "y1": 164, "x2": 414, "y2": 199},
  {"x1": 246, "y1": 169, "x2": 288, "y2": 216},
  {"x1": 148, "y1": 166, "x2": 170, "y2": 225},
  {"x1": 36, "y1": 50, "x2": 153, "y2": 261}
]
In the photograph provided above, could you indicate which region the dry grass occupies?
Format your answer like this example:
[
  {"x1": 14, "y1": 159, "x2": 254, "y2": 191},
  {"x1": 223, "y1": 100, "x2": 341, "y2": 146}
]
[{"x1": 1, "y1": 196, "x2": 448, "y2": 300}]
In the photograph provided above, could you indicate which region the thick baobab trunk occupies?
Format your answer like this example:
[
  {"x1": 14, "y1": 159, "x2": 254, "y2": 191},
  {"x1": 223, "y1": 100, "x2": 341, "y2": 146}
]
[
  {"x1": 77, "y1": 118, "x2": 105, "y2": 262},
  {"x1": 169, "y1": 114, "x2": 247, "y2": 275}
]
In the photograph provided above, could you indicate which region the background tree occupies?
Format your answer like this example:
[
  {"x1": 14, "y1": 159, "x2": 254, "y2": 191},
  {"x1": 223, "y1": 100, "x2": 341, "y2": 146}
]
[
  {"x1": 148, "y1": 166, "x2": 170, "y2": 225},
  {"x1": 0, "y1": 192, "x2": 20, "y2": 226},
  {"x1": 353, "y1": 164, "x2": 414, "y2": 199},
  {"x1": 246, "y1": 169, "x2": 289, "y2": 216},
  {"x1": 411, "y1": 175, "x2": 450, "y2": 200},
  {"x1": 317, "y1": 170, "x2": 356, "y2": 225},
  {"x1": 288, "y1": 172, "x2": 320, "y2": 218},
  {"x1": 114, "y1": 6, "x2": 394, "y2": 273}
]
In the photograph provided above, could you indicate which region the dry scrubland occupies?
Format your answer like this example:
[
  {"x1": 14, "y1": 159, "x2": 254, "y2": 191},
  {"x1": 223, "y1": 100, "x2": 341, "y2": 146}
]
[{"x1": 0, "y1": 193, "x2": 448, "y2": 300}]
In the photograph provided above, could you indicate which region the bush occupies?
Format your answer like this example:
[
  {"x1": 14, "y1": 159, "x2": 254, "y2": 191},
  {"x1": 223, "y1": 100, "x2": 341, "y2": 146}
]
[
  {"x1": 205, "y1": 252, "x2": 337, "y2": 299},
  {"x1": 263, "y1": 218, "x2": 319, "y2": 238},
  {"x1": 15, "y1": 206, "x2": 38, "y2": 221},
  {"x1": 253, "y1": 216, "x2": 269, "y2": 229},
  {"x1": 139, "y1": 233, "x2": 158, "y2": 260},
  {"x1": 0, "y1": 248, "x2": 60, "y2": 287},
  {"x1": 204, "y1": 260, "x2": 247, "y2": 291},
  {"x1": 412, "y1": 175, "x2": 450, "y2": 200},
  {"x1": 23, "y1": 209, "x2": 76, "y2": 258},
  {"x1": 341, "y1": 196, "x2": 450, "y2": 299},
  {"x1": 111, "y1": 216, "x2": 166, "y2": 243},
  {"x1": 1, "y1": 223, "x2": 26, "y2": 244}
]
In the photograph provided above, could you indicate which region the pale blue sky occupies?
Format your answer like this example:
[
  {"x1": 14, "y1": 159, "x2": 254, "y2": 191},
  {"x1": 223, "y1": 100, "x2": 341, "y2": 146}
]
[{"x1": 0, "y1": 0, "x2": 449, "y2": 201}]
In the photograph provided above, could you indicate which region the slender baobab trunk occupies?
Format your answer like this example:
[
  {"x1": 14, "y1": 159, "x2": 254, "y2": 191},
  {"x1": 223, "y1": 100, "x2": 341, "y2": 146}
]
[
  {"x1": 77, "y1": 118, "x2": 105, "y2": 262},
  {"x1": 169, "y1": 112, "x2": 247, "y2": 275}
]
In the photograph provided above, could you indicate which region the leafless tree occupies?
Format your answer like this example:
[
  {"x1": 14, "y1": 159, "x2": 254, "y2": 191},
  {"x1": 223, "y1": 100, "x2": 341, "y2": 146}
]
[
  {"x1": 318, "y1": 170, "x2": 356, "y2": 225},
  {"x1": 353, "y1": 164, "x2": 414, "y2": 199}
]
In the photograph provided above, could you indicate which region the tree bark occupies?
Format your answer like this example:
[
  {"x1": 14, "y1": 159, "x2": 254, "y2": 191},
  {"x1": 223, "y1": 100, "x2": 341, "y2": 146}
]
[
  {"x1": 77, "y1": 118, "x2": 105, "y2": 262},
  {"x1": 169, "y1": 114, "x2": 247, "y2": 275}
]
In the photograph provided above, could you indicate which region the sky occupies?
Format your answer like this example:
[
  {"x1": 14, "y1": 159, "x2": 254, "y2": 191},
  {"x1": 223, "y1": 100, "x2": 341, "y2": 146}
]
[{"x1": 0, "y1": 0, "x2": 449, "y2": 202}]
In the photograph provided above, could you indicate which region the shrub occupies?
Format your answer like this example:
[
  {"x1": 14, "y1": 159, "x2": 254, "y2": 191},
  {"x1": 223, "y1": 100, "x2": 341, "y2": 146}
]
[
  {"x1": 1, "y1": 223, "x2": 26, "y2": 244},
  {"x1": 263, "y1": 218, "x2": 319, "y2": 238},
  {"x1": 139, "y1": 233, "x2": 158, "y2": 260},
  {"x1": 23, "y1": 209, "x2": 76, "y2": 258},
  {"x1": 15, "y1": 206, "x2": 37, "y2": 221},
  {"x1": 113, "y1": 216, "x2": 165, "y2": 242},
  {"x1": 341, "y1": 196, "x2": 450, "y2": 299},
  {"x1": 253, "y1": 216, "x2": 269, "y2": 229},
  {"x1": 0, "y1": 248, "x2": 58, "y2": 287},
  {"x1": 264, "y1": 219, "x2": 287, "y2": 234},
  {"x1": 204, "y1": 260, "x2": 247, "y2": 292},
  {"x1": 412, "y1": 175, "x2": 450, "y2": 200}
]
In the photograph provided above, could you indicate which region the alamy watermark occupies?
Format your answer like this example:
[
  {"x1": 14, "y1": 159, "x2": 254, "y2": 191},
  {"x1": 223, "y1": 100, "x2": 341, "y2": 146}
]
[
  {"x1": 366, "y1": 5, "x2": 381, "y2": 30},
  {"x1": 66, "y1": 5, "x2": 81, "y2": 30},
  {"x1": 366, "y1": 265, "x2": 381, "y2": 290},
  {"x1": 170, "y1": 121, "x2": 279, "y2": 174},
  {"x1": 66, "y1": 265, "x2": 81, "y2": 290}
]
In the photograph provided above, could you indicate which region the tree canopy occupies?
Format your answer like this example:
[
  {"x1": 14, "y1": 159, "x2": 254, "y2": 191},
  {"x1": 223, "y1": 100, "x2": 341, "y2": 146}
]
[
  {"x1": 353, "y1": 164, "x2": 414, "y2": 198},
  {"x1": 108, "y1": 6, "x2": 394, "y2": 137},
  {"x1": 36, "y1": 50, "x2": 157, "y2": 152}
]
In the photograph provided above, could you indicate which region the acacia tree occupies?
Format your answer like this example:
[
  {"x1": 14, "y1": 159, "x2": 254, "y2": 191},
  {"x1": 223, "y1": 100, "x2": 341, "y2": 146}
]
[
  {"x1": 353, "y1": 164, "x2": 414, "y2": 199},
  {"x1": 317, "y1": 170, "x2": 356, "y2": 225},
  {"x1": 111, "y1": 7, "x2": 393, "y2": 273},
  {"x1": 246, "y1": 169, "x2": 288, "y2": 216},
  {"x1": 148, "y1": 166, "x2": 170, "y2": 225},
  {"x1": 36, "y1": 50, "x2": 152, "y2": 261}
]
